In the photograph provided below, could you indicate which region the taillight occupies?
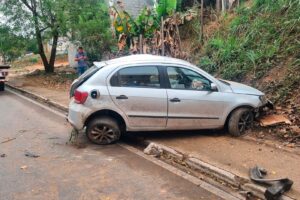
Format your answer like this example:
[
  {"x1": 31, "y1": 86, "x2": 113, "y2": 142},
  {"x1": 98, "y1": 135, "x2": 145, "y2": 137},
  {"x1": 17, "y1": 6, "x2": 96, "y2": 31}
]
[{"x1": 74, "y1": 90, "x2": 88, "y2": 104}]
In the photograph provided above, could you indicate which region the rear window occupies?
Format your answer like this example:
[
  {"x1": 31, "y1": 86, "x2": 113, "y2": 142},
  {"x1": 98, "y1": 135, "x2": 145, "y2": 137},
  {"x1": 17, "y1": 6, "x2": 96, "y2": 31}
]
[
  {"x1": 70, "y1": 65, "x2": 102, "y2": 97},
  {"x1": 78, "y1": 65, "x2": 100, "y2": 80}
]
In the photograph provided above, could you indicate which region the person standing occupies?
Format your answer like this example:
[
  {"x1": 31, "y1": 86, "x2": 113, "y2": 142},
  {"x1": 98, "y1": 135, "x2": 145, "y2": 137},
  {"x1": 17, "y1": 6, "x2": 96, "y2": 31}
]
[{"x1": 75, "y1": 47, "x2": 88, "y2": 76}]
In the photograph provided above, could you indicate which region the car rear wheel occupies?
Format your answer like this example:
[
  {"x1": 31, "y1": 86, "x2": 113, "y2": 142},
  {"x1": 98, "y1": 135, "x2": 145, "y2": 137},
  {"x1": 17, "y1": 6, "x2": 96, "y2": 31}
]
[
  {"x1": 0, "y1": 82, "x2": 4, "y2": 91},
  {"x1": 228, "y1": 108, "x2": 254, "y2": 137},
  {"x1": 86, "y1": 117, "x2": 121, "y2": 145}
]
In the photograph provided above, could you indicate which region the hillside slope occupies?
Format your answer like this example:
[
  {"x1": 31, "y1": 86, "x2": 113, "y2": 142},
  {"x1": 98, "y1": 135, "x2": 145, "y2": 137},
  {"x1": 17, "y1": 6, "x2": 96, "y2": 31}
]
[{"x1": 198, "y1": 0, "x2": 300, "y2": 135}]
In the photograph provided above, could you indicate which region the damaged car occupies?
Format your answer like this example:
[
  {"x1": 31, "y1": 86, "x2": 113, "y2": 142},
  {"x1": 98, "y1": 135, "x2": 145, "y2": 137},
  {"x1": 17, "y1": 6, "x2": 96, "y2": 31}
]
[{"x1": 68, "y1": 55, "x2": 271, "y2": 144}]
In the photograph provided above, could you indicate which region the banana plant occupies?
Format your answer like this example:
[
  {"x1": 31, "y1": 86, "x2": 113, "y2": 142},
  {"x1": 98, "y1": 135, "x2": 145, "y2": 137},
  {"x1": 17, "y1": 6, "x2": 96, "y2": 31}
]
[
  {"x1": 156, "y1": 0, "x2": 177, "y2": 18},
  {"x1": 112, "y1": 6, "x2": 138, "y2": 37},
  {"x1": 135, "y1": 7, "x2": 160, "y2": 38}
]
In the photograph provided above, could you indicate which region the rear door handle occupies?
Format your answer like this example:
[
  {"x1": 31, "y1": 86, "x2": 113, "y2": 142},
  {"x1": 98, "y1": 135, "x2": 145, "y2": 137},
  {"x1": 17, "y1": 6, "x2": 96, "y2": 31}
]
[
  {"x1": 116, "y1": 95, "x2": 128, "y2": 100},
  {"x1": 170, "y1": 98, "x2": 181, "y2": 102}
]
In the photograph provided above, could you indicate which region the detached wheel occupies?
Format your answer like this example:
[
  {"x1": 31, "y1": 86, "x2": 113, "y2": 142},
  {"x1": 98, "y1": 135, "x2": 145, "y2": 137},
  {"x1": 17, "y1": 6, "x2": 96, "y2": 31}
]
[
  {"x1": 0, "y1": 82, "x2": 4, "y2": 91},
  {"x1": 86, "y1": 117, "x2": 121, "y2": 145},
  {"x1": 228, "y1": 108, "x2": 254, "y2": 137}
]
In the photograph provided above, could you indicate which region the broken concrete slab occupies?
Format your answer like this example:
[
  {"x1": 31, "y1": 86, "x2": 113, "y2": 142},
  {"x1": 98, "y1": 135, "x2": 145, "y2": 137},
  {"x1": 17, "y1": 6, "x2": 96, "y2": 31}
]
[{"x1": 260, "y1": 114, "x2": 292, "y2": 126}]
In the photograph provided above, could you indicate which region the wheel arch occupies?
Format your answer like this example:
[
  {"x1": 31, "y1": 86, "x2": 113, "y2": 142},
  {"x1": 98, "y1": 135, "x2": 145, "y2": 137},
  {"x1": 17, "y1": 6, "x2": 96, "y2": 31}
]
[
  {"x1": 84, "y1": 109, "x2": 127, "y2": 132},
  {"x1": 224, "y1": 105, "x2": 255, "y2": 127}
]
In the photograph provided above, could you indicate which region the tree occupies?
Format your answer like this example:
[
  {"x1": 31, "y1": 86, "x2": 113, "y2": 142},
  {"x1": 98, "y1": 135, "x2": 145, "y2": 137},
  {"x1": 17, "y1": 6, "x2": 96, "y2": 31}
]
[
  {"x1": 66, "y1": 0, "x2": 114, "y2": 61},
  {"x1": 0, "y1": 25, "x2": 27, "y2": 63},
  {"x1": 0, "y1": 0, "x2": 68, "y2": 73}
]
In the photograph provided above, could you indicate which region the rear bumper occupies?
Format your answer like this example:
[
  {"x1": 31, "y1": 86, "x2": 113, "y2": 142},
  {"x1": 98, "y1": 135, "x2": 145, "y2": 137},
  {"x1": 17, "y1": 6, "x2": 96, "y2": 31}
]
[{"x1": 67, "y1": 101, "x2": 86, "y2": 130}]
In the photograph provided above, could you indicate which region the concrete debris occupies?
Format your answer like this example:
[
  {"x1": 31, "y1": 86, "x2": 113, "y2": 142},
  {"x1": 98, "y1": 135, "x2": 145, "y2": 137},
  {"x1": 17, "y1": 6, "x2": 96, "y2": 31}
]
[{"x1": 143, "y1": 143, "x2": 163, "y2": 157}]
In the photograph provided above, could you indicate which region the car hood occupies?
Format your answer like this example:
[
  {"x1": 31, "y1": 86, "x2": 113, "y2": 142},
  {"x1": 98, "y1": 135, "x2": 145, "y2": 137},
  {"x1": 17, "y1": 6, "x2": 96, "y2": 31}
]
[{"x1": 226, "y1": 81, "x2": 264, "y2": 96}]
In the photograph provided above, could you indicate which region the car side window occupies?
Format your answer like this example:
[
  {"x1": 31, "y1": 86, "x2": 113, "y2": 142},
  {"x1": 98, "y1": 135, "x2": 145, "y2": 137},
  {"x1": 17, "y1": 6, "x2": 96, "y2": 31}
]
[
  {"x1": 110, "y1": 66, "x2": 161, "y2": 88},
  {"x1": 167, "y1": 67, "x2": 212, "y2": 91}
]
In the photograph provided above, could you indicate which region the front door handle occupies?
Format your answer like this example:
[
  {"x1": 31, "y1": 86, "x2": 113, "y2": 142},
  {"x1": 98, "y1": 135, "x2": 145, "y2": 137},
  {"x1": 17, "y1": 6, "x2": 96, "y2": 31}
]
[
  {"x1": 116, "y1": 95, "x2": 128, "y2": 100},
  {"x1": 170, "y1": 98, "x2": 181, "y2": 102}
]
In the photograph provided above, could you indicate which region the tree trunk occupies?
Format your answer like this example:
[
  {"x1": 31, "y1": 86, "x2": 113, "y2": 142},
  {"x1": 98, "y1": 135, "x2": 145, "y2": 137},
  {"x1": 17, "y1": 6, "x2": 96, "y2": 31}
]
[
  {"x1": 48, "y1": 30, "x2": 59, "y2": 73},
  {"x1": 33, "y1": 12, "x2": 52, "y2": 73}
]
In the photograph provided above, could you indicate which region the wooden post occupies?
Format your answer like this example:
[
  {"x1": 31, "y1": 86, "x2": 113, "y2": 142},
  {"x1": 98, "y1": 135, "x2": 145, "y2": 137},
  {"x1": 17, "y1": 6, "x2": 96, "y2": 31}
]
[
  {"x1": 175, "y1": 21, "x2": 182, "y2": 51},
  {"x1": 200, "y1": 0, "x2": 204, "y2": 44},
  {"x1": 161, "y1": 16, "x2": 165, "y2": 56},
  {"x1": 139, "y1": 34, "x2": 143, "y2": 54},
  {"x1": 216, "y1": 0, "x2": 221, "y2": 13},
  {"x1": 222, "y1": 0, "x2": 226, "y2": 12}
]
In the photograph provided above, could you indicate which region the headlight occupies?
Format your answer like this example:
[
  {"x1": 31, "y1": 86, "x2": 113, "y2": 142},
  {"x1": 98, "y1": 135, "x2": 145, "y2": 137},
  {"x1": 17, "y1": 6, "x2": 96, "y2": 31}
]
[{"x1": 259, "y1": 95, "x2": 267, "y2": 104}]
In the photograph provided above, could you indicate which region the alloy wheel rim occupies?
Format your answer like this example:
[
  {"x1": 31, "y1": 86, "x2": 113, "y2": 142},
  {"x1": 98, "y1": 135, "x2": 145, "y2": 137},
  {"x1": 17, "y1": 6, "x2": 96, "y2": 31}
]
[
  {"x1": 90, "y1": 125, "x2": 115, "y2": 143},
  {"x1": 238, "y1": 112, "x2": 253, "y2": 133}
]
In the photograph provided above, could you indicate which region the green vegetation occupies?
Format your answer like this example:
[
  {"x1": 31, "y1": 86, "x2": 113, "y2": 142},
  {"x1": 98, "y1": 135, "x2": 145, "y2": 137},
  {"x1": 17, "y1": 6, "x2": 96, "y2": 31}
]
[
  {"x1": 156, "y1": 0, "x2": 177, "y2": 18},
  {"x1": 113, "y1": 0, "x2": 181, "y2": 41},
  {"x1": 0, "y1": 25, "x2": 38, "y2": 62},
  {"x1": 201, "y1": 0, "x2": 300, "y2": 84},
  {"x1": 1, "y1": 0, "x2": 113, "y2": 71},
  {"x1": 68, "y1": 0, "x2": 114, "y2": 61}
]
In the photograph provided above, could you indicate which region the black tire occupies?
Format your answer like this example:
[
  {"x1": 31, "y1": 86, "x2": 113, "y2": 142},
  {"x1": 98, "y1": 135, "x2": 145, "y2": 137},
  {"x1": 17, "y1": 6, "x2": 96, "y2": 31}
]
[
  {"x1": 228, "y1": 108, "x2": 254, "y2": 137},
  {"x1": 0, "y1": 82, "x2": 4, "y2": 91},
  {"x1": 86, "y1": 117, "x2": 121, "y2": 145}
]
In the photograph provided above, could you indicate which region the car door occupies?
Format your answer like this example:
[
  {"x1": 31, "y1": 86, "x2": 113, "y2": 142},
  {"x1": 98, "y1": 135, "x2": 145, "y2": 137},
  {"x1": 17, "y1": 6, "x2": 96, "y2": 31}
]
[
  {"x1": 107, "y1": 65, "x2": 168, "y2": 128},
  {"x1": 165, "y1": 66, "x2": 226, "y2": 129}
]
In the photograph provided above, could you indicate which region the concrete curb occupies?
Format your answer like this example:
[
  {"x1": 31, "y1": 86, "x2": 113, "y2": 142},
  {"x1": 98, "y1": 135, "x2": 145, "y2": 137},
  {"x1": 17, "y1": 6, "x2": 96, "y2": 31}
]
[
  {"x1": 144, "y1": 142, "x2": 295, "y2": 200},
  {"x1": 6, "y1": 84, "x2": 68, "y2": 113}
]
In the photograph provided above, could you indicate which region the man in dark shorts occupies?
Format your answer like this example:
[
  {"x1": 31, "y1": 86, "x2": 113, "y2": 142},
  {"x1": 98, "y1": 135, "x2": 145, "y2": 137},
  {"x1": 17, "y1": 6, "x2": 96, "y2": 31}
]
[{"x1": 75, "y1": 47, "x2": 88, "y2": 76}]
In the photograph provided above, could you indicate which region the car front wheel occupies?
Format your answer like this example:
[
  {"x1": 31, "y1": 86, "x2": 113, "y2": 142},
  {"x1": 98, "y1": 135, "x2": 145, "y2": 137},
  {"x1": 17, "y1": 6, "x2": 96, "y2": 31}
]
[
  {"x1": 86, "y1": 117, "x2": 121, "y2": 145},
  {"x1": 228, "y1": 108, "x2": 254, "y2": 137}
]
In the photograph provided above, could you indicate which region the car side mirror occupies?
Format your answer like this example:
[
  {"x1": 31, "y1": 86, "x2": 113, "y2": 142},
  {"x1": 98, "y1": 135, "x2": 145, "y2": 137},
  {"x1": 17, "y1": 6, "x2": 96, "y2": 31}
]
[{"x1": 210, "y1": 83, "x2": 218, "y2": 91}]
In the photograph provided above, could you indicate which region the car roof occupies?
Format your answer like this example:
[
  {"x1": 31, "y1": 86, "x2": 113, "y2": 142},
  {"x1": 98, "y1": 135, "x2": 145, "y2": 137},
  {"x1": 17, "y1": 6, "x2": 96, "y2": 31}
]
[{"x1": 94, "y1": 54, "x2": 191, "y2": 68}]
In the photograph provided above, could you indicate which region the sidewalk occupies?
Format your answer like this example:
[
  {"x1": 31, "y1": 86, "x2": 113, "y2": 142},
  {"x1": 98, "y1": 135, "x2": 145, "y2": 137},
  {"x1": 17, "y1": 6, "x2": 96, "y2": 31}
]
[{"x1": 8, "y1": 83, "x2": 300, "y2": 199}]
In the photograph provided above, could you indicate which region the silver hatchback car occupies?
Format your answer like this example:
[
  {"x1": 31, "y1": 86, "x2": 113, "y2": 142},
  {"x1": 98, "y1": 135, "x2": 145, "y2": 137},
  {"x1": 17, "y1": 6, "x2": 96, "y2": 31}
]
[{"x1": 68, "y1": 55, "x2": 269, "y2": 145}]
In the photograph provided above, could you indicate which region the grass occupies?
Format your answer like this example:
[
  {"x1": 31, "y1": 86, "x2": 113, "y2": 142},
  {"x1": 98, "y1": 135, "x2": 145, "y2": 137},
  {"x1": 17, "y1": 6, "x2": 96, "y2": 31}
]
[{"x1": 200, "y1": 0, "x2": 300, "y2": 84}]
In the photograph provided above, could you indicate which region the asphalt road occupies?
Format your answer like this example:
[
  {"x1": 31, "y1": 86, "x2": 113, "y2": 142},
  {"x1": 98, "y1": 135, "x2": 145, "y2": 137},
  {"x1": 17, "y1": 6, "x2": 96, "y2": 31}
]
[{"x1": 0, "y1": 91, "x2": 223, "y2": 200}]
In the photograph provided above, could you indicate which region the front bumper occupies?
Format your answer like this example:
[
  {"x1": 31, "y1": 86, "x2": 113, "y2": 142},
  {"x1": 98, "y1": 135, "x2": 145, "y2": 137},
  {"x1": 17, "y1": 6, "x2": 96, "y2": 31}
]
[{"x1": 254, "y1": 100, "x2": 274, "y2": 118}]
